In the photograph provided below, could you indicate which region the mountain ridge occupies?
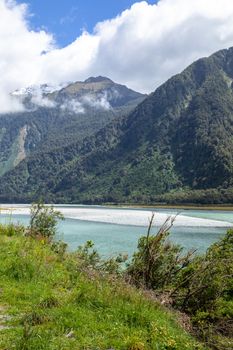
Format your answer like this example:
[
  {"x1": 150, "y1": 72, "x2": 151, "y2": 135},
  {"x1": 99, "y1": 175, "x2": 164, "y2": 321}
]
[
  {"x1": 0, "y1": 77, "x2": 146, "y2": 178},
  {"x1": 2, "y1": 48, "x2": 233, "y2": 203}
]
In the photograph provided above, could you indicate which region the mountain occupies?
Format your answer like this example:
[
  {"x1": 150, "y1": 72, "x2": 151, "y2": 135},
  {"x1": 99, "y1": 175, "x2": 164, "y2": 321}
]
[
  {"x1": 0, "y1": 77, "x2": 146, "y2": 177},
  {"x1": 2, "y1": 48, "x2": 233, "y2": 204}
]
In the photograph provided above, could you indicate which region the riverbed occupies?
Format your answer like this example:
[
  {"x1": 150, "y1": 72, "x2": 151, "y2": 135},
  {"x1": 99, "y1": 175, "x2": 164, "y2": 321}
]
[{"x1": 0, "y1": 204, "x2": 232, "y2": 257}]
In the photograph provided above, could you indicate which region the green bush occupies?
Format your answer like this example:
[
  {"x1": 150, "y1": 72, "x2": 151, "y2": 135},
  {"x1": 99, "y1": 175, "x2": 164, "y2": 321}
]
[
  {"x1": 127, "y1": 218, "x2": 233, "y2": 349},
  {"x1": 75, "y1": 240, "x2": 126, "y2": 274},
  {"x1": 127, "y1": 214, "x2": 194, "y2": 289},
  {"x1": 29, "y1": 202, "x2": 64, "y2": 240},
  {"x1": 171, "y1": 229, "x2": 233, "y2": 345}
]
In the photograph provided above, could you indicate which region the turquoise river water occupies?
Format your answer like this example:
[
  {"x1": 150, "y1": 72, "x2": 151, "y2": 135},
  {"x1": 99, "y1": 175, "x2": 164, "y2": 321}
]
[{"x1": 0, "y1": 206, "x2": 233, "y2": 258}]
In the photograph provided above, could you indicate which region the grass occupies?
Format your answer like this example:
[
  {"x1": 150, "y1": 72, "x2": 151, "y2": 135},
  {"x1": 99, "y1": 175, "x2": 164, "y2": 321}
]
[{"x1": 0, "y1": 225, "x2": 205, "y2": 350}]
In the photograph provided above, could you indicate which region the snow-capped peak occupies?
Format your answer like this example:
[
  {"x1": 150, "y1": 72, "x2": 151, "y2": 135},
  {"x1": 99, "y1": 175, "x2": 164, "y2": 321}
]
[{"x1": 12, "y1": 82, "x2": 70, "y2": 97}]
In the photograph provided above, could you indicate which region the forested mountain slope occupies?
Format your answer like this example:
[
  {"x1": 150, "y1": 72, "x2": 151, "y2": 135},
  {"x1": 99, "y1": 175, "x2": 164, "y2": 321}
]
[
  {"x1": 1, "y1": 48, "x2": 233, "y2": 203},
  {"x1": 0, "y1": 77, "x2": 145, "y2": 177}
]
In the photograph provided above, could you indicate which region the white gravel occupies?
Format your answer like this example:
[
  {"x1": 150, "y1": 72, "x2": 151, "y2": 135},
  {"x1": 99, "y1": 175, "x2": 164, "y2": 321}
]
[{"x1": 1, "y1": 204, "x2": 232, "y2": 227}]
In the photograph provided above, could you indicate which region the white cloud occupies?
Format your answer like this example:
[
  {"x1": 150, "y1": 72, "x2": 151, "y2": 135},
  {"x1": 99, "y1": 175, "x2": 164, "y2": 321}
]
[
  {"x1": 60, "y1": 99, "x2": 85, "y2": 114},
  {"x1": 82, "y1": 92, "x2": 111, "y2": 110},
  {"x1": 60, "y1": 92, "x2": 111, "y2": 114},
  {"x1": 0, "y1": 0, "x2": 54, "y2": 112},
  {"x1": 30, "y1": 93, "x2": 56, "y2": 109},
  {"x1": 2, "y1": 0, "x2": 233, "y2": 112}
]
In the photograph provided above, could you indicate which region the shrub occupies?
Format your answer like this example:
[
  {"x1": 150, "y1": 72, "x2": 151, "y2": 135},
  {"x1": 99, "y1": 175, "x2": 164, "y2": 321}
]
[
  {"x1": 127, "y1": 217, "x2": 233, "y2": 348},
  {"x1": 127, "y1": 214, "x2": 194, "y2": 290},
  {"x1": 50, "y1": 240, "x2": 67, "y2": 259},
  {"x1": 0, "y1": 223, "x2": 24, "y2": 237},
  {"x1": 171, "y1": 229, "x2": 233, "y2": 340},
  {"x1": 29, "y1": 202, "x2": 64, "y2": 240}
]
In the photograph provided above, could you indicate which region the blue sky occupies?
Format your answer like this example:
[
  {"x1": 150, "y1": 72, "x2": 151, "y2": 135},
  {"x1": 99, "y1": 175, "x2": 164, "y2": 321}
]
[
  {"x1": 18, "y1": 0, "x2": 156, "y2": 47},
  {"x1": 2, "y1": 0, "x2": 233, "y2": 113}
]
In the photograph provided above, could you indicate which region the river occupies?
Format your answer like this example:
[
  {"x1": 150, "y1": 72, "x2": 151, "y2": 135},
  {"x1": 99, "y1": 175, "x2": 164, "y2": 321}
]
[{"x1": 0, "y1": 204, "x2": 232, "y2": 257}]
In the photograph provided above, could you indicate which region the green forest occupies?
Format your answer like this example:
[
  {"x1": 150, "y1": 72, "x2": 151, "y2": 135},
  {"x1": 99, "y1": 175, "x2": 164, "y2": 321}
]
[{"x1": 2, "y1": 49, "x2": 233, "y2": 204}]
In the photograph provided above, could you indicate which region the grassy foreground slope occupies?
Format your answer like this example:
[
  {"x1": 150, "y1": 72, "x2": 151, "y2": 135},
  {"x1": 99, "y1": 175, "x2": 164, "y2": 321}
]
[{"x1": 0, "y1": 227, "x2": 203, "y2": 350}]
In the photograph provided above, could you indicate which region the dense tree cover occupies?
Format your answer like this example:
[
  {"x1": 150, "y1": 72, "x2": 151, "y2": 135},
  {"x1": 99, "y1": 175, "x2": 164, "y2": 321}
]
[
  {"x1": 2, "y1": 48, "x2": 233, "y2": 203},
  {"x1": 0, "y1": 77, "x2": 145, "y2": 178},
  {"x1": 154, "y1": 187, "x2": 233, "y2": 205}
]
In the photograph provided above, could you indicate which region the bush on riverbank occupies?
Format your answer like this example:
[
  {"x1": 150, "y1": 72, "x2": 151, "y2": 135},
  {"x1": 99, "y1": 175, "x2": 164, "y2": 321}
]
[
  {"x1": 126, "y1": 215, "x2": 233, "y2": 350},
  {"x1": 172, "y1": 229, "x2": 233, "y2": 349},
  {"x1": 29, "y1": 202, "x2": 64, "y2": 240}
]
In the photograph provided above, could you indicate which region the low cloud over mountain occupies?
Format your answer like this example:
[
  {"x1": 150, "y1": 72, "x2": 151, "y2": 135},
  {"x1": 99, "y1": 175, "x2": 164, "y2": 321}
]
[{"x1": 2, "y1": 0, "x2": 233, "y2": 112}]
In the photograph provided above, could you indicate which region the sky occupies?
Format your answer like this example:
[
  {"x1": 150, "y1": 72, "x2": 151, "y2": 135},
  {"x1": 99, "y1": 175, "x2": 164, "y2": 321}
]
[
  {"x1": 17, "y1": 0, "x2": 156, "y2": 47},
  {"x1": 2, "y1": 0, "x2": 233, "y2": 113}
]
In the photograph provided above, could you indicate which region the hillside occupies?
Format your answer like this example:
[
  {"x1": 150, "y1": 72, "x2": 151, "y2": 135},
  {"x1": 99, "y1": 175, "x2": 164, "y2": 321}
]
[
  {"x1": 2, "y1": 48, "x2": 233, "y2": 203},
  {"x1": 0, "y1": 225, "x2": 201, "y2": 349},
  {"x1": 0, "y1": 77, "x2": 145, "y2": 177}
]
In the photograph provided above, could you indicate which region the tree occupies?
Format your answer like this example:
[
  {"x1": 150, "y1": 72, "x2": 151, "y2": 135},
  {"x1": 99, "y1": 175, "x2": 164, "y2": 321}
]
[{"x1": 29, "y1": 202, "x2": 64, "y2": 240}]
